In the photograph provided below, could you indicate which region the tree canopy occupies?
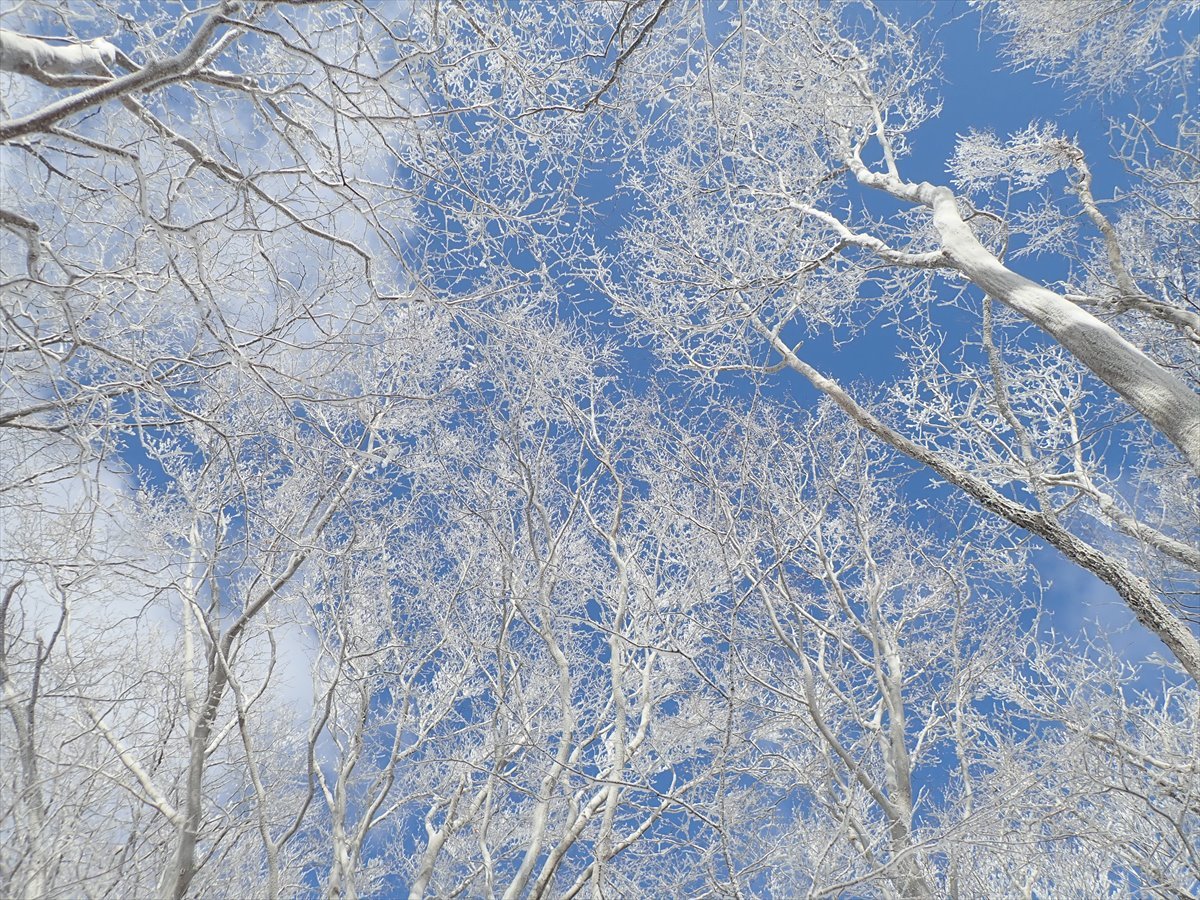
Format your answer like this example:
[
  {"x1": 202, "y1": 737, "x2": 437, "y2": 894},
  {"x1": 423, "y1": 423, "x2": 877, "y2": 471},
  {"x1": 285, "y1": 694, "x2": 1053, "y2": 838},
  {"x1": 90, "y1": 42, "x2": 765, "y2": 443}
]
[{"x1": 2, "y1": 1, "x2": 1198, "y2": 897}]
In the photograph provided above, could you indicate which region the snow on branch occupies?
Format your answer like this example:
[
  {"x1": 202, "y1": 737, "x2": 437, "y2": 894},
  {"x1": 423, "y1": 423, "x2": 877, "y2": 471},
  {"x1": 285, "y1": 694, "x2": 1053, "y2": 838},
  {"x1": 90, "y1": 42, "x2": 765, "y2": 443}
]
[{"x1": 0, "y1": 29, "x2": 118, "y2": 84}]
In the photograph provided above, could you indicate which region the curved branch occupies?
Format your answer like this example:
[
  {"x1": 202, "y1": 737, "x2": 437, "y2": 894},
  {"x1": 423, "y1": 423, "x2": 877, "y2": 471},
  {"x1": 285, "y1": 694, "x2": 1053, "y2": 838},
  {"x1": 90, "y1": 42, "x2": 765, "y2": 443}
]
[
  {"x1": 750, "y1": 308, "x2": 1200, "y2": 683},
  {"x1": 0, "y1": 6, "x2": 235, "y2": 144},
  {"x1": 848, "y1": 155, "x2": 1200, "y2": 475}
]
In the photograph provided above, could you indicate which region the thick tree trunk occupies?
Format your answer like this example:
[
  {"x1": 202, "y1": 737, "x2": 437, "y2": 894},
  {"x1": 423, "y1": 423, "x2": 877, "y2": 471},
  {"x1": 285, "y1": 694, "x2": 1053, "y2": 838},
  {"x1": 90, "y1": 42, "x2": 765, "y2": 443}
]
[
  {"x1": 927, "y1": 184, "x2": 1200, "y2": 475},
  {"x1": 851, "y1": 165, "x2": 1200, "y2": 476}
]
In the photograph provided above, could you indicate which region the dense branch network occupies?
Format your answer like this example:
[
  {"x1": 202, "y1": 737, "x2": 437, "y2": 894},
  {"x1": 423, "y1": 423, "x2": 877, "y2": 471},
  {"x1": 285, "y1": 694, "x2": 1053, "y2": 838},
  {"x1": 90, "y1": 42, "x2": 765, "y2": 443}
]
[{"x1": 1, "y1": 1, "x2": 1197, "y2": 897}]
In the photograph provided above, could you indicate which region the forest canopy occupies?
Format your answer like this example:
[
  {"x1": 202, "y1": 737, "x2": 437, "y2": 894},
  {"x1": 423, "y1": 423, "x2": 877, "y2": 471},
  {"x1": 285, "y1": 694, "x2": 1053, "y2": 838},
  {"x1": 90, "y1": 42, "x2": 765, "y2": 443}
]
[{"x1": 1, "y1": 1, "x2": 1198, "y2": 897}]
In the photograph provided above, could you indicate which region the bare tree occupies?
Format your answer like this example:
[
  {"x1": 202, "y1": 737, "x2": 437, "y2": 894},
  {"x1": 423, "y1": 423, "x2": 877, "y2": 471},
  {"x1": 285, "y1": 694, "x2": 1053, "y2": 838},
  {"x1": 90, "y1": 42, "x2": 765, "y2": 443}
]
[
  {"x1": 611, "y1": 0, "x2": 1200, "y2": 678},
  {"x1": 3, "y1": 1, "x2": 1197, "y2": 897},
  {"x1": 1, "y1": 3, "x2": 671, "y2": 896},
  {"x1": 397, "y1": 320, "x2": 720, "y2": 900},
  {"x1": 630, "y1": 397, "x2": 1199, "y2": 896}
]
